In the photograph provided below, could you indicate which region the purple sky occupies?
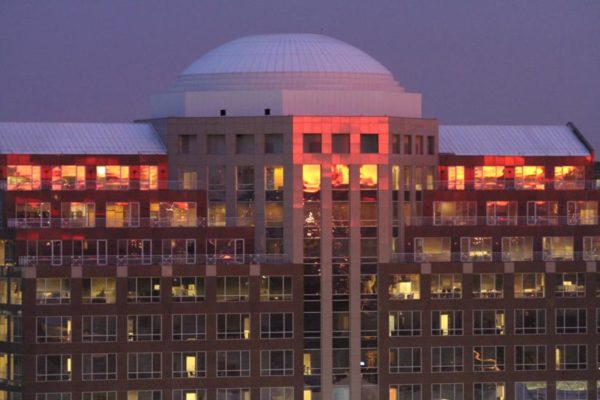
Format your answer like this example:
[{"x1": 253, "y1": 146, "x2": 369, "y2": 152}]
[{"x1": 1, "y1": 1, "x2": 599, "y2": 152}]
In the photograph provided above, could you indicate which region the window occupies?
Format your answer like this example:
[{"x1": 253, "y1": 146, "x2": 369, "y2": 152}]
[
  {"x1": 261, "y1": 313, "x2": 293, "y2": 339},
  {"x1": 27, "y1": 239, "x2": 63, "y2": 266},
  {"x1": 236, "y1": 134, "x2": 254, "y2": 154},
  {"x1": 264, "y1": 134, "x2": 283, "y2": 153},
  {"x1": 303, "y1": 134, "x2": 321, "y2": 153},
  {"x1": 236, "y1": 166, "x2": 255, "y2": 226},
  {"x1": 36, "y1": 316, "x2": 71, "y2": 343},
  {"x1": 432, "y1": 310, "x2": 462, "y2": 336},
  {"x1": 172, "y1": 277, "x2": 204, "y2": 302},
  {"x1": 389, "y1": 347, "x2": 421, "y2": 373},
  {"x1": 82, "y1": 278, "x2": 116, "y2": 304},
  {"x1": 36, "y1": 278, "x2": 70, "y2": 305},
  {"x1": 403, "y1": 135, "x2": 412, "y2": 155},
  {"x1": 515, "y1": 345, "x2": 546, "y2": 371},
  {"x1": 514, "y1": 273, "x2": 544, "y2": 298},
  {"x1": 515, "y1": 309, "x2": 545, "y2": 335},
  {"x1": 427, "y1": 136, "x2": 435, "y2": 155},
  {"x1": 473, "y1": 383, "x2": 504, "y2": 400},
  {"x1": 217, "y1": 314, "x2": 250, "y2": 340},
  {"x1": 127, "y1": 353, "x2": 161, "y2": 379},
  {"x1": 127, "y1": 315, "x2": 161, "y2": 341},
  {"x1": 216, "y1": 351, "x2": 250, "y2": 377},
  {"x1": 527, "y1": 200, "x2": 558, "y2": 225},
  {"x1": 96, "y1": 166, "x2": 129, "y2": 190},
  {"x1": 61, "y1": 202, "x2": 95, "y2": 228},
  {"x1": 82, "y1": 353, "x2": 117, "y2": 380},
  {"x1": 127, "y1": 391, "x2": 161, "y2": 400},
  {"x1": 556, "y1": 381, "x2": 587, "y2": 400},
  {"x1": 567, "y1": 200, "x2": 597, "y2": 225},
  {"x1": 15, "y1": 201, "x2": 51, "y2": 228},
  {"x1": 82, "y1": 393, "x2": 117, "y2": 400},
  {"x1": 260, "y1": 276, "x2": 292, "y2": 301},
  {"x1": 389, "y1": 311, "x2": 420, "y2": 337},
  {"x1": 139, "y1": 165, "x2": 158, "y2": 190},
  {"x1": 474, "y1": 166, "x2": 505, "y2": 190},
  {"x1": 583, "y1": 236, "x2": 600, "y2": 260},
  {"x1": 172, "y1": 352, "x2": 206, "y2": 378},
  {"x1": 486, "y1": 201, "x2": 517, "y2": 225},
  {"x1": 432, "y1": 384, "x2": 462, "y2": 400},
  {"x1": 556, "y1": 309, "x2": 586, "y2": 334},
  {"x1": 389, "y1": 384, "x2": 421, "y2": 400},
  {"x1": 360, "y1": 134, "x2": 378, "y2": 153},
  {"x1": 116, "y1": 238, "x2": 152, "y2": 265},
  {"x1": 127, "y1": 277, "x2": 160, "y2": 303},
  {"x1": 433, "y1": 201, "x2": 476, "y2": 225},
  {"x1": 216, "y1": 277, "x2": 249, "y2": 302},
  {"x1": 172, "y1": 314, "x2": 206, "y2": 341},
  {"x1": 446, "y1": 166, "x2": 465, "y2": 190},
  {"x1": 414, "y1": 237, "x2": 451, "y2": 262},
  {"x1": 391, "y1": 134, "x2": 401, "y2": 154},
  {"x1": 37, "y1": 394, "x2": 72, "y2": 400},
  {"x1": 473, "y1": 346, "x2": 504, "y2": 372},
  {"x1": 414, "y1": 135, "x2": 423, "y2": 154},
  {"x1": 473, "y1": 274, "x2": 503, "y2": 299},
  {"x1": 389, "y1": 274, "x2": 420, "y2": 300},
  {"x1": 179, "y1": 169, "x2": 197, "y2": 190},
  {"x1": 173, "y1": 390, "x2": 206, "y2": 400},
  {"x1": 515, "y1": 382, "x2": 546, "y2": 400},
  {"x1": 36, "y1": 355, "x2": 71, "y2": 381},
  {"x1": 217, "y1": 389, "x2": 250, "y2": 400},
  {"x1": 473, "y1": 310, "x2": 504, "y2": 335},
  {"x1": 82, "y1": 316, "x2": 117, "y2": 342},
  {"x1": 515, "y1": 166, "x2": 545, "y2": 190},
  {"x1": 543, "y1": 236, "x2": 573, "y2": 261},
  {"x1": 260, "y1": 350, "x2": 293, "y2": 376},
  {"x1": 207, "y1": 238, "x2": 245, "y2": 264},
  {"x1": 332, "y1": 133, "x2": 350, "y2": 153},
  {"x1": 501, "y1": 237, "x2": 533, "y2": 262},
  {"x1": 555, "y1": 345, "x2": 586, "y2": 370},
  {"x1": 162, "y1": 239, "x2": 196, "y2": 264},
  {"x1": 105, "y1": 202, "x2": 139, "y2": 227},
  {"x1": 431, "y1": 274, "x2": 462, "y2": 299},
  {"x1": 7, "y1": 165, "x2": 41, "y2": 190},
  {"x1": 150, "y1": 202, "x2": 196, "y2": 227},
  {"x1": 554, "y1": 166, "x2": 584, "y2": 190},
  {"x1": 259, "y1": 388, "x2": 293, "y2": 400},
  {"x1": 460, "y1": 237, "x2": 492, "y2": 261},
  {"x1": 177, "y1": 134, "x2": 196, "y2": 154},
  {"x1": 555, "y1": 273, "x2": 585, "y2": 297},
  {"x1": 431, "y1": 347, "x2": 463, "y2": 372},
  {"x1": 206, "y1": 134, "x2": 225, "y2": 154}
]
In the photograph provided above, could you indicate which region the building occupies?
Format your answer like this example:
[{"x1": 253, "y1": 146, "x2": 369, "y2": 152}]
[{"x1": 0, "y1": 33, "x2": 599, "y2": 400}]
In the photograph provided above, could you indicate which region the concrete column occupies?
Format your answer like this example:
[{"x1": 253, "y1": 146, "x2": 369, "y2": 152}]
[
  {"x1": 320, "y1": 161, "x2": 333, "y2": 400},
  {"x1": 349, "y1": 164, "x2": 362, "y2": 399}
]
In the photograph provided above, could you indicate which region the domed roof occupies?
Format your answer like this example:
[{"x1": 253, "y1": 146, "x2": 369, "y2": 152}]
[{"x1": 182, "y1": 33, "x2": 392, "y2": 76}]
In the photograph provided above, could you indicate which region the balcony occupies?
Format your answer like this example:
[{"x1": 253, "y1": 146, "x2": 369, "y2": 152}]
[
  {"x1": 390, "y1": 251, "x2": 588, "y2": 263},
  {"x1": 407, "y1": 215, "x2": 598, "y2": 226},
  {"x1": 6, "y1": 216, "x2": 256, "y2": 229}
]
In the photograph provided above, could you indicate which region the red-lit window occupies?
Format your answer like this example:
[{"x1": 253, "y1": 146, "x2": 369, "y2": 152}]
[
  {"x1": 15, "y1": 202, "x2": 50, "y2": 228},
  {"x1": 7, "y1": 165, "x2": 41, "y2": 190},
  {"x1": 140, "y1": 166, "x2": 158, "y2": 190},
  {"x1": 61, "y1": 202, "x2": 95, "y2": 228},
  {"x1": 207, "y1": 239, "x2": 244, "y2": 264},
  {"x1": 106, "y1": 202, "x2": 139, "y2": 227},
  {"x1": 555, "y1": 166, "x2": 584, "y2": 190},
  {"x1": 446, "y1": 166, "x2": 464, "y2": 190},
  {"x1": 96, "y1": 166, "x2": 129, "y2": 190},
  {"x1": 474, "y1": 166, "x2": 505, "y2": 190},
  {"x1": 515, "y1": 166, "x2": 544, "y2": 190},
  {"x1": 150, "y1": 202, "x2": 196, "y2": 227},
  {"x1": 51, "y1": 165, "x2": 86, "y2": 190}
]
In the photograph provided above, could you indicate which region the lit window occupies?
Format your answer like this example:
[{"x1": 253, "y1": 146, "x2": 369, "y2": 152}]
[
  {"x1": 106, "y1": 202, "x2": 139, "y2": 227},
  {"x1": 567, "y1": 200, "x2": 597, "y2": 225},
  {"x1": 36, "y1": 316, "x2": 71, "y2": 343},
  {"x1": 388, "y1": 311, "x2": 421, "y2": 336},
  {"x1": 554, "y1": 166, "x2": 584, "y2": 190},
  {"x1": 15, "y1": 201, "x2": 51, "y2": 228},
  {"x1": 388, "y1": 274, "x2": 420, "y2": 300},
  {"x1": 501, "y1": 237, "x2": 533, "y2": 262},
  {"x1": 554, "y1": 273, "x2": 585, "y2": 298},
  {"x1": 172, "y1": 352, "x2": 206, "y2": 378},
  {"x1": 515, "y1": 166, "x2": 545, "y2": 190},
  {"x1": 389, "y1": 384, "x2": 421, "y2": 400},
  {"x1": 359, "y1": 165, "x2": 378, "y2": 188},
  {"x1": 542, "y1": 236, "x2": 573, "y2": 261},
  {"x1": 150, "y1": 202, "x2": 196, "y2": 227},
  {"x1": 473, "y1": 383, "x2": 504, "y2": 400},
  {"x1": 515, "y1": 382, "x2": 546, "y2": 400},
  {"x1": 51, "y1": 165, "x2": 86, "y2": 190},
  {"x1": 96, "y1": 166, "x2": 129, "y2": 190},
  {"x1": 527, "y1": 200, "x2": 559, "y2": 225},
  {"x1": 473, "y1": 274, "x2": 503, "y2": 299},
  {"x1": 474, "y1": 166, "x2": 505, "y2": 190},
  {"x1": 302, "y1": 165, "x2": 321, "y2": 194},
  {"x1": 445, "y1": 166, "x2": 464, "y2": 190},
  {"x1": 433, "y1": 201, "x2": 476, "y2": 225},
  {"x1": 556, "y1": 381, "x2": 587, "y2": 400},
  {"x1": 61, "y1": 202, "x2": 95, "y2": 228},
  {"x1": 331, "y1": 164, "x2": 349, "y2": 189},
  {"x1": 82, "y1": 278, "x2": 116, "y2": 304},
  {"x1": 414, "y1": 237, "x2": 451, "y2": 262},
  {"x1": 162, "y1": 239, "x2": 195, "y2": 264},
  {"x1": 207, "y1": 239, "x2": 244, "y2": 264},
  {"x1": 7, "y1": 165, "x2": 41, "y2": 190},
  {"x1": 172, "y1": 277, "x2": 205, "y2": 302},
  {"x1": 431, "y1": 310, "x2": 462, "y2": 335},
  {"x1": 583, "y1": 236, "x2": 600, "y2": 260},
  {"x1": 36, "y1": 278, "x2": 70, "y2": 304},
  {"x1": 486, "y1": 201, "x2": 517, "y2": 225},
  {"x1": 140, "y1": 165, "x2": 158, "y2": 190},
  {"x1": 460, "y1": 237, "x2": 492, "y2": 261},
  {"x1": 514, "y1": 273, "x2": 545, "y2": 298},
  {"x1": 473, "y1": 346, "x2": 504, "y2": 372}
]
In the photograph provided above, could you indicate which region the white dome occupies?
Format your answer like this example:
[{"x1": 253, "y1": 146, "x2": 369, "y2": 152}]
[{"x1": 182, "y1": 33, "x2": 392, "y2": 75}]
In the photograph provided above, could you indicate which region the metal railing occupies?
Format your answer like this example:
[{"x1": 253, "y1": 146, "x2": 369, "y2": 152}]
[
  {"x1": 390, "y1": 251, "x2": 595, "y2": 263},
  {"x1": 17, "y1": 253, "x2": 290, "y2": 267},
  {"x1": 406, "y1": 216, "x2": 599, "y2": 226},
  {"x1": 6, "y1": 217, "x2": 259, "y2": 229}
]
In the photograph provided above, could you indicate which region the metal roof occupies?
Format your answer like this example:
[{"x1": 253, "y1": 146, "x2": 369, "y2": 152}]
[
  {"x1": 0, "y1": 122, "x2": 166, "y2": 155},
  {"x1": 439, "y1": 125, "x2": 591, "y2": 156}
]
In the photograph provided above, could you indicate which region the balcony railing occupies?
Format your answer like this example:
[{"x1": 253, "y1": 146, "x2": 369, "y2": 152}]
[
  {"x1": 427, "y1": 179, "x2": 594, "y2": 191},
  {"x1": 390, "y1": 251, "x2": 594, "y2": 263},
  {"x1": 17, "y1": 253, "x2": 290, "y2": 267},
  {"x1": 406, "y1": 216, "x2": 599, "y2": 226},
  {"x1": 6, "y1": 217, "x2": 259, "y2": 229}
]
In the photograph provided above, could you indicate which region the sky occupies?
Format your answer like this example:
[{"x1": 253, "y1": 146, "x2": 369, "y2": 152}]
[{"x1": 1, "y1": 1, "x2": 599, "y2": 151}]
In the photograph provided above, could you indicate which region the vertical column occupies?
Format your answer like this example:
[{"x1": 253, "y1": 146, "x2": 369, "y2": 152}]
[
  {"x1": 349, "y1": 164, "x2": 362, "y2": 399},
  {"x1": 321, "y1": 162, "x2": 333, "y2": 400}
]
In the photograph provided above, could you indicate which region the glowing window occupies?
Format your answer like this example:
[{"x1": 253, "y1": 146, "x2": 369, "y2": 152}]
[
  {"x1": 105, "y1": 202, "x2": 139, "y2": 228},
  {"x1": 359, "y1": 165, "x2": 378, "y2": 189},
  {"x1": 51, "y1": 165, "x2": 86, "y2": 190},
  {"x1": 555, "y1": 166, "x2": 584, "y2": 190},
  {"x1": 515, "y1": 166, "x2": 545, "y2": 190},
  {"x1": 414, "y1": 237, "x2": 451, "y2": 262},
  {"x1": 7, "y1": 165, "x2": 41, "y2": 190},
  {"x1": 542, "y1": 236, "x2": 573, "y2": 261},
  {"x1": 486, "y1": 201, "x2": 517, "y2": 226},
  {"x1": 331, "y1": 164, "x2": 349, "y2": 189},
  {"x1": 265, "y1": 166, "x2": 284, "y2": 191},
  {"x1": 501, "y1": 237, "x2": 533, "y2": 262},
  {"x1": 460, "y1": 237, "x2": 492, "y2": 262},
  {"x1": 302, "y1": 165, "x2": 321, "y2": 193},
  {"x1": 140, "y1": 166, "x2": 158, "y2": 190},
  {"x1": 96, "y1": 166, "x2": 129, "y2": 190},
  {"x1": 388, "y1": 274, "x2": 420, "y2": 300},
  {"x1": 150, "y1": 202, "x2": 196, "y2": 227},
  {"x1": 474, "y1": 166, "x2": 505, "y2": 190},
  {"x1": 567, "y1": 201, "x2": 597, "y2": 225},
  {"x1": 446, "y1": 166, "x2": 464, "y2": 190}
]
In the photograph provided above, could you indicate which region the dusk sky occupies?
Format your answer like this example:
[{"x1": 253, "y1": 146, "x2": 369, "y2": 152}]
[{"x1": 1, "y1": 1, "x2": 599, "y2": 151}]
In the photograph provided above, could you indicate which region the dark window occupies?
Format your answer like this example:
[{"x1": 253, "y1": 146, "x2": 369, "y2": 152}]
[
  {"x1": 207, "y1": 135, "x2": 226, "y2": 155},
  {"x1": 236, "y1": 134, "x2": 254, "y2": 154},
  {"x1": 265, "y1": 134, "x2": 283, "y2": 153},
  {"x1": 332, "y1": 134, "x2": 350, "y2": 153},
  {"x1": 303, "y1": 134, "x2": 322, "y2": 153},
  {"x1": 177, "y1": 135, "x2": 196, "y2": 154},
  {"x1": 220, "y1": 109, "x2": 226, "y2": 116},
  {"x1": 415, "y1": 135, "x2": 424, "y2": 155},
  {"x1": 403, "y1": 135, "x2": 412, "y2": 155},
  {"x1": 391, "y1": 134, "x2": 401, "y2": 154},
  {"x1": 264, "y1": 108, "x2": 271, "y2": 116},
  {"x1": 427, "y1": 136, "x2": 435, "y2": 155},
  {"x1": 360, "y1": 134, "x2": 378, "y2": 153}
]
